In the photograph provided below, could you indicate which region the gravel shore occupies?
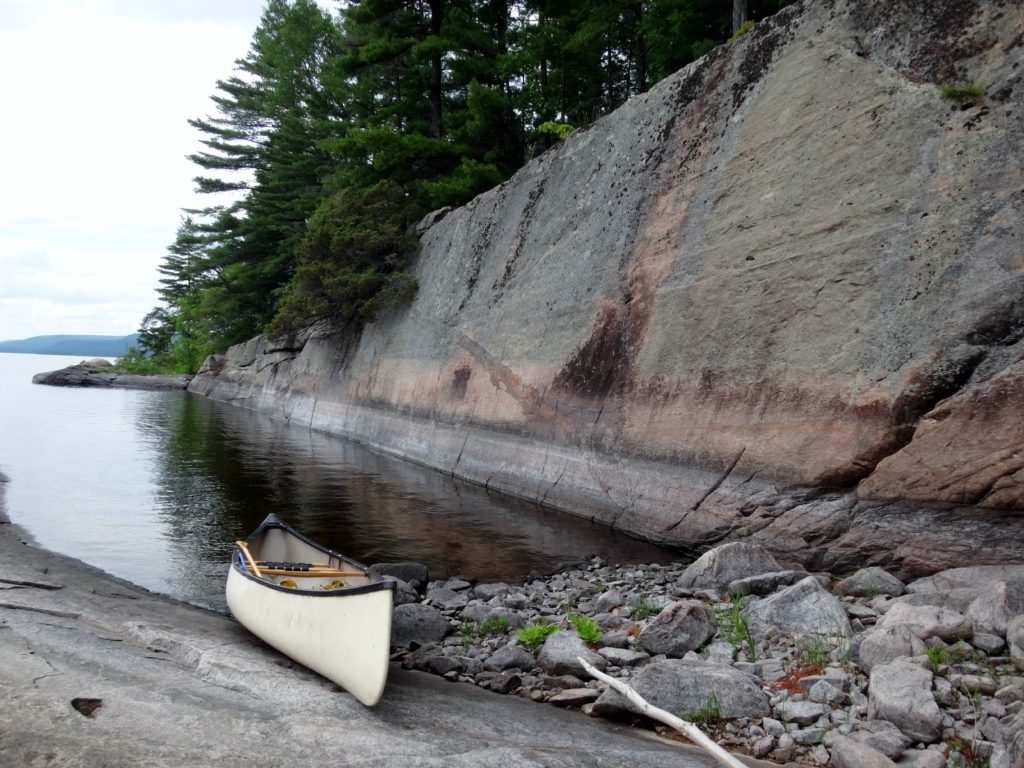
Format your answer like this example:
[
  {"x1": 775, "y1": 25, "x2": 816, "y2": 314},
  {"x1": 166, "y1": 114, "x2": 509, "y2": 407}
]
[{"x1": 385, "y1": 544, "x2": 1024, "y2": 768}]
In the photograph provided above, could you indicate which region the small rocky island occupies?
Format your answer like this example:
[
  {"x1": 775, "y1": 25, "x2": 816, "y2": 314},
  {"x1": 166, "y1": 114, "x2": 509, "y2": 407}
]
[{"x1": 32, "y1": 358, "x2": 192, "y2": 391}]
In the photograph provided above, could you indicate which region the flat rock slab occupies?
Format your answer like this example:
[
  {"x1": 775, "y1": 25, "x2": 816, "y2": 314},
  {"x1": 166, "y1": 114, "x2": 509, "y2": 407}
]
[{"x1": 0, "y1": 510, "x2": 757, "y2": 768}]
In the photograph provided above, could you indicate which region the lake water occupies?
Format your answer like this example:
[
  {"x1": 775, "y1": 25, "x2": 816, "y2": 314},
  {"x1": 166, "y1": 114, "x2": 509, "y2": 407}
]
[{"x1": 0, "y1": 353, "x2": 685, "y2": 611}]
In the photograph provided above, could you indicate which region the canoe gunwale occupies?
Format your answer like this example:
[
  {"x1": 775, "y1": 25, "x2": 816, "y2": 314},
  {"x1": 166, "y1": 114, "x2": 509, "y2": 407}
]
[
  {"x1": 233, "y1": 513, "x2": 395, "y2": 599},
  {"x1": 229, "y1": 561, "x2": 395, "y2": 598}
]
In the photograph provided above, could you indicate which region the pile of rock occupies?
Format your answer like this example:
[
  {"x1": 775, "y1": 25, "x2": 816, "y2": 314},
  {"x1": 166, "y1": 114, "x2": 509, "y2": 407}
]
[{"x1": 384, "y1": 543, "x2": 1024, "y2": 768}]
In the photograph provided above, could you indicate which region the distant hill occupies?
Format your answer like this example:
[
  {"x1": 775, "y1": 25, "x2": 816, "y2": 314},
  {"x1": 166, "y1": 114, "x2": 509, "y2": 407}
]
[{"x1": 0, "y1": 334, "x2": 140, "y2": 357}]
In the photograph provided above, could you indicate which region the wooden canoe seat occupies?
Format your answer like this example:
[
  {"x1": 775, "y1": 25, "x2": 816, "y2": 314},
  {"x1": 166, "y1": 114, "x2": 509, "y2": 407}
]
[{"x1": 255, "y1": 560, "x2": 365, "y2": 578}]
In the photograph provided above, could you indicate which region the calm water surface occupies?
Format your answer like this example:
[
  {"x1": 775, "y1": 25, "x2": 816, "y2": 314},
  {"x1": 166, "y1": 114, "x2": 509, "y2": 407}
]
[{"x1": 0, "y1": 353, "x2": 685, "y2": 611}]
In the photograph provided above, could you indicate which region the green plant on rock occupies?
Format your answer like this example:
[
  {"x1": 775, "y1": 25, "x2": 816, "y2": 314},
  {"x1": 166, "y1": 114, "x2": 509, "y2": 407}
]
[
  {"x1": 718, "y1": 597, "x2": 756, "y2": 662},
  {"x1": 518, "y1": 620, "x2": 558, "y2": 654},
  {"x1": 796, "y1": 636, "x2": 831, "y2": 670},
  {"x1": 927, "y1": 646, "x2": 951, "y2": 674},
  {"x1": 631, "y1": 596, "x2": 662, "y2": 621},
  {"x1": 568, "y1": 613, "x2": 603, "y2": 645},
  {"x1": 460, "y1": 621, "x2": 479, "y2": 651},
  {"x1": 940, "y1": 81, "x2": 986, "y2": 106},
  {"x1": 728, "y1": 19, "x2": 755, "y2": 42},
  {"x1": 947, "y1": 737, "x2": 990, "y2": 768},
  {"x1": 687, "y1": 693, "x2": 722, "y2": 724},
  {"x1": 536, "y1": 121, "x2": 576, "y2": 141},
  {"x1": 461, "y1": 615, "x2": 510, "y2": 651},
  {"x1": 478, "y1": 615, "x2": 510, "y2": 635}
]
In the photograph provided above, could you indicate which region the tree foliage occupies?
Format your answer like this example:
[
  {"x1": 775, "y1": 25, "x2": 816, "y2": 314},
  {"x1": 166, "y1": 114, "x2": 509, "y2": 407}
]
[{"x1": 136, "y1": 0, "x2": 794, "y2": 372}]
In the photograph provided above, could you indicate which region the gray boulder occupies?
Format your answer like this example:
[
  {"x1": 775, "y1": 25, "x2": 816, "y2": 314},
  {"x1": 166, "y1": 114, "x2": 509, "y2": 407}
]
[
  {"x1": 728, "y1": 570, "x2": 810, "y2": 597},
  {"x1": 459, "y1": 604, "x2": 523, "y2": 628},
  {"x1": 889, "y1": 589, "x2": 981, "y2": 614},
  {"x1": 391, "y1": 603, "x2": 452, "y2": 649},
  {"x1": 592, "y1": 660, "x2": 770, "y2": 719},
  {"x1": 474, "y1": 582, "x2": 511, "y2": 601},
  {"x1": 857, "y1": 625, "x2": 927, "y2": 673},
  {"x1": 594, "y1": 590, "x2": 625, "y2": 613},
  {"x1": 848, "y1": 720, "x2": 914, "y2": 759},
  {"x1": 536, "y1": 631, "x2": 607, "y2": 678},
  {"x1": 746, "y1": 575, "x2": 852, "y2": 637},
  {"x1": 898, "y1": 750, "x2": 948, "y2": 768},
  {"x1": 867, "y1": 660, "x2": 942, "y2": 744},
  {"x1": 1006, "y1": 709, "x2": 1024, "y2": 768},
  {"x1": 876, "y1": 603, "x2": 972, "y2": 642},
  {"x1": 484, "y1": 643, "x2": 536, "y2": 673},
  {"x1": 636, "y1": 599, "x2": 716, "y2": 657},
  {"x1": 774, "y1": 700, "x2": 827, "y2": 726},
  {"x1": 425, "y1": 654, "x2": 483, "y2": 677},
  {"x1": 425, "y1": 586, "x2": 470, "y2": 610},
  {"x1": 829, "y1": 734, "x2": 899, "y2": 768},
  {"x1": 677, "y1": 542, "x2": 783, "y2": 592},
  {"x1": 966, "y1": 579, "x2": 1024, "y2": 636},
  {"x1": 835, "y1": 568, "x2": 906, "y2": 598},
  {"x1": 548, "y1": 688, "x2": 601, "y2": 708},
  {"x1": 379, "y1": 576, "x2": 419, "y2": 606},
  {"x1": 369, "y1": 562, "x2": 429, "y2": 589},
  {"x1": 906, "y1": 565, "x2": 1024, "y2": 594},
  {"x1": 808, "y1": 679, "x2": 849, "y2": 705},
  {"x1": 1009, "y1": 615, "x2": 1024, "y2": 668},
  {"x1": 597, "y1": 647, "x2": 651, "y2": 667}
]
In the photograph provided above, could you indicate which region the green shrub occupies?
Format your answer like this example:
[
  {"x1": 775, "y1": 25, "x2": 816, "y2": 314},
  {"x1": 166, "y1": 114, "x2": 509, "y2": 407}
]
[
  {"x1": 940, "y1": 81, "x2": 985, "y2": 106},
  {"x1": 718, "y1": 598, "x2": 756, "y2": 662},
  {"x1": 536, "y1": 121, "x2": 576, "y2": 141},
  {"x1": 517, "y1": 620, "x2": 558, "y2": 653},
  {"x1": 926, "y1": 645, "x2": 951, "y2": 674},
  {"x1": 568, "y1": 614, "x2": 603, "y2": 645},
  {"x1": 728, "y1": 20, "x2": 755, "y2": 42}
]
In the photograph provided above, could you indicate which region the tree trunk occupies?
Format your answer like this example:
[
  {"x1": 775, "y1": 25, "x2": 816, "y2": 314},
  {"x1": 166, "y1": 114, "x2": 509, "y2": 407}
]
[
  {"x1": 732, "y1": 0, "x2": 749, "y2": 33},
  {"x1": 429, "y1": 0, "x2": 445, "y2": 139}
]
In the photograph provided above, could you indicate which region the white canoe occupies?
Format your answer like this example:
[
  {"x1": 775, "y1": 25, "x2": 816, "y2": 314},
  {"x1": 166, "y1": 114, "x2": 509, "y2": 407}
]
[{"x1": 225, "y1": 514, "x2": 395, "y2": 706}]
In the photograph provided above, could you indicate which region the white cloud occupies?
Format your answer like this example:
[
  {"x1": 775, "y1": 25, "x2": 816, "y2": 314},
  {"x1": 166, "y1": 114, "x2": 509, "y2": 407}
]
[{"x1": 0, "y1": 0, "x2": 268, "y2": 339}]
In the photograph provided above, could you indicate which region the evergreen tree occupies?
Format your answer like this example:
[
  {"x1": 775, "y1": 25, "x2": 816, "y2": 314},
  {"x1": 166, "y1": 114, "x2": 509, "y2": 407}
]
[{"x1": 134, "y1": 0, "x2": 797, "y2": 368}]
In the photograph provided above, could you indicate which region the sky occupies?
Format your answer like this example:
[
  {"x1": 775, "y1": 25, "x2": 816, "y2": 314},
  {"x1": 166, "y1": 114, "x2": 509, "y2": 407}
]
[{"x1": 0, "y1": 1, "x2": 277, "y2": 341}]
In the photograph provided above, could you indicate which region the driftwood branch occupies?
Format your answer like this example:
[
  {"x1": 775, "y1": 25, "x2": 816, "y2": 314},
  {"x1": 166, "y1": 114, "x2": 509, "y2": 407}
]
[{"x1": 577, "y1": 657, "x2": 749, "y2": 768}]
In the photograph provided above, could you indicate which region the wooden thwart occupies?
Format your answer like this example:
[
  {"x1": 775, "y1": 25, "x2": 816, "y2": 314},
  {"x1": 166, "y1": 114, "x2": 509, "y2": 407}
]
[
  {"x1": 258, "y1": 568, "x2": 365, "y2": 578},
  {"x1": 234, "y1": 541, "x2": 366, "y2": 579}
]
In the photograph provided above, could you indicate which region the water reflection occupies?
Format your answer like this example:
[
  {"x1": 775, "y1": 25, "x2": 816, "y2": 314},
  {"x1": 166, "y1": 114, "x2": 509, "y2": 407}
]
[{"x1": 139, "y1": 393, "x2": 686, "y2": 610}]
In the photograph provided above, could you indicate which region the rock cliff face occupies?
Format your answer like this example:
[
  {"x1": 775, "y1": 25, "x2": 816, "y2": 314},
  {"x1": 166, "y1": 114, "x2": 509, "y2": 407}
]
[{"x1": 190, "y1": 0, "x2": 1024, "y2": 576}]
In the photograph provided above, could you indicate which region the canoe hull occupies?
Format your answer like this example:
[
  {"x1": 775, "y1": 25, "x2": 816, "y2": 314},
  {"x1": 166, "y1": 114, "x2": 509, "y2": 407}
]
[{"x1": 225, "y1": 516, "x2": 394, "y2": 706}]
